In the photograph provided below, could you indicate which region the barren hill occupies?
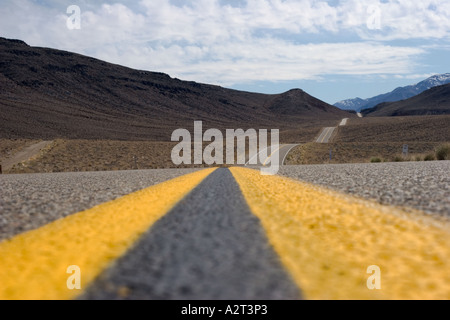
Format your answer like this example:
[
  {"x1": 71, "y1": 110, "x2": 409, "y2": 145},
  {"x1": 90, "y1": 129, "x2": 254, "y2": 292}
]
[
  {"x1": 335, "y1": 73, "x2": 450, "y2": 111},
  {"x1": 0, "y1": 37, "x2": 350, "y2": 141},
  {"x1": 362, "y1": 83, "x2": 450, "y2": 117}
]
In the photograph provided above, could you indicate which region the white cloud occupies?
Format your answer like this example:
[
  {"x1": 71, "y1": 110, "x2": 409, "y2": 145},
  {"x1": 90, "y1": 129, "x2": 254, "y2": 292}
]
[
  {"x1": 392, "y1": 73, "x2": 438, "y2": 80},
  {"x1": 91, "y1": 39, "x2": 424, "y2": 86},
  {"x1": 0, "y1": 0, "x2": 448, "y2": 86}
]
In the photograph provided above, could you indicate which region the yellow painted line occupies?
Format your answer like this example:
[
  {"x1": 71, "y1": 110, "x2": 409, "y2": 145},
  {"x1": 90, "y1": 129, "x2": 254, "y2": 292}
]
[
  {"x1": 230, "y1": 167, "x2": 450, "y2": 300},
  {"x1": 262, "y1": 145, "x2": 286, "y2": 166},
  {"x1": 318, "y1": 129, "x2": 327, "y2": 143},
  {"x1": 319, "y1": 128, "x2": 333, "y2": 143},
  {"x1": 0, "y1": 168, "x2": 216, "y2": 300},
  {"x1": 316, "y1": 128, "x2": 327, "y2": 143}
]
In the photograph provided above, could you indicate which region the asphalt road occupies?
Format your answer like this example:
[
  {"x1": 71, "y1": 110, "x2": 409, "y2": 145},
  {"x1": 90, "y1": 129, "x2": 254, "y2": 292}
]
[
  {"x1": 339, "y1": 118, "x2": 349, "y2": 126},
  {"x1": 315, "y1": 127, "x2": 336, "y2": 143},
  {"x1": 80, "y1": 169, "x2": 301, "y2": 300},
  {"x1": 278, "y1": 161, "x2": 450, "y2": 218},
  {"x1": 315, "y1": 118, "x2": 348, "y2": 144},
  {"x1": 1, "y1": 162, "x2": 448, "y2": 241},
  {"x1": 0, "y1": 168, "x2": 202, "y2": 241},
  {"x1": 1, "y1": 162, "x2": 449, "y2": 300},
  {"x1": 246, "y1": 144, "x2": 299, "y2": 166}
]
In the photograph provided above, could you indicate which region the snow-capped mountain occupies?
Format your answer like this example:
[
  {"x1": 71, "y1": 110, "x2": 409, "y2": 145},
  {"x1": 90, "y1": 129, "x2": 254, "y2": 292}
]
[
  {"x1": 334, "y1": 73, "x2": 450, "y2": 112},
  {"x1": 333, "y1": 97, "x2": 367, "y2": 111}
]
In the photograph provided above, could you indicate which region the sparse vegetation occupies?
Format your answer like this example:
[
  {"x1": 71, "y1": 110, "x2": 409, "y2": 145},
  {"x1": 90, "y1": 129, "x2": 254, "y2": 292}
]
[
  {"x1": 4, "y1": 139, "x2": 250, "y2": 174},
  {"x1": 0, "y1": 139, "x2": 40, "y2": 160},
  {"x1": 285, "y1": 141, "x2": 446, "y2": 165},
  {"x1": 285, "y1": 115, "x2": 450, "y2": 165},
  {"x1": 334, "y1": 116, "x2": 450, "y2": 143},
  {"x1": 3, "y1": 115, "x2": 450, "y2": 173},
  {"x1": 6, "y1": 140, "x2": 187, "y2": 174},
  {"x1": 435, "y1": 143, "x2": 450, "y2": 160}
]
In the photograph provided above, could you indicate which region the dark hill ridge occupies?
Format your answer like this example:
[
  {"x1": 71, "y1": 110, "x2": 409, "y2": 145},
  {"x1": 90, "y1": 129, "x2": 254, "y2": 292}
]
[
  {"x1": 334, "y1": 73, "x2": 450, "y2": 111},
  {"x1": 362, "y1": 83, "x2": 450, "y2": 117},
  {"x1": 0, "y1": 37, "x2": 350, "y2": 141},
  {"x1": 267, "y1": 89, "x2": 331, "y2": 115}
]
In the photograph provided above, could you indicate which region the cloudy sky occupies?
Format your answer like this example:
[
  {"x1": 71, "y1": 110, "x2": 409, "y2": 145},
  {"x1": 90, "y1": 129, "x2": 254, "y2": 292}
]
[{"x1": 1, "y1": 0, "x2": 449, "y2": 104}]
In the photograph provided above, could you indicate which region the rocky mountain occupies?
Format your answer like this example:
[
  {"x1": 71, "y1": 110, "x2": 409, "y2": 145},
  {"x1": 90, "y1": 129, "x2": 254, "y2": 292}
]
[
  {"x1": 333, "y1": 97, "x2": 367, "y2": 111},
  {"x1": 0, "y1": 37, "x2": 350, "y2": 141},
  {"x1": 362, "y1": 83, "x2": 450, "y2": 117},
  {"x1": 334, "y1": 73, "x2": 450, "y2": 112}
]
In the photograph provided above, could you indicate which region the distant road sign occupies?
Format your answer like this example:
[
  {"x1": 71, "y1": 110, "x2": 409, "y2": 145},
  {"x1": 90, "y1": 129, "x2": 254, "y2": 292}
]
[{"x1": 403, "y1": 145, "x2": 409, "y2": 155}]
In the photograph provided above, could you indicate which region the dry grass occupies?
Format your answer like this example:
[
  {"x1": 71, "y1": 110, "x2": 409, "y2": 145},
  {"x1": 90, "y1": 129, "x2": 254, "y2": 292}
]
[
  {"x1": 4, "y1": 124, "x2": 327, "y2": 174},
  {"x1": 285, "y1": 115, "x2": 450, "y2": 165},
  {"x1": 7, "y1": 140, "x2": 197, "y2": 174},
  {"x1": 335, "y1": 115, "x2": 450, "y2": 143},
  {"x1": 435, "y1": 143, "x2": 450, "y2": 160},
  {"x1": 285, "y1": 142, "x2": 447, "y2": 165},
  {"x1": 4, "y1": 115, "x2": 449, "y2": 172},
  {"x1": 6, "y1": 139, "x2": 261, "y2": 174},
  {"x1": 0, "y1": 139, "x2": 41, "y2": 161},
  {"x1": 280, "y1": 127, "x2": 329, "y2": 144}
]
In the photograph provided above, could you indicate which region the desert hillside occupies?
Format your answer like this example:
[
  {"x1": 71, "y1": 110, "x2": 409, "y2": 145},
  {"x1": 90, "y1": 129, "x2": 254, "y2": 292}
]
[
  {"x1": 362, "y1": 84, "x2": 450, "y2": 117},
  {"x1": 0, "y1": 37, "x2": 351, "y2": 141}
]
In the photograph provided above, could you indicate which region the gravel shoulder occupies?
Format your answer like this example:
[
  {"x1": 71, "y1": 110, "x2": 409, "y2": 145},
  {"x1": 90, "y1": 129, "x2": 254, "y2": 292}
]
[{"x1": 279, "y1": 161, "x2": 450, "y2": 218}]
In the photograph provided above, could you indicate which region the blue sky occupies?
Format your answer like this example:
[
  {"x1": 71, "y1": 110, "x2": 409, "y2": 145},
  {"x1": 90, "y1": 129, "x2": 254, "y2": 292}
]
[{"x1": 1, "y1": 0, "x2": 449, "y2": 104}]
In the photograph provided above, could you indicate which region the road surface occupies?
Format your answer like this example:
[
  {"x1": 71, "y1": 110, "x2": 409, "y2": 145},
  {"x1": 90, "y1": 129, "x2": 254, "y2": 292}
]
[
  {"x1": 339, "y1": 118, "x2": 349, "y2": 126},
  {"x1": 0, "y1": 162, "x2": 449, "y2": 300},
  {"x1": 315, "y1": 118, "x2": 350, "y2": 144},
  {"x1": 245, "y1": 144, "x2": 299, "y2": 167},
  {"x1": 315, "y1": 127, "x2": 336, "y2": 143},
  {"x1": 1, "y1": 140, "x2": 53, "y2": 172},
  {"x1": 314, "y1": 118, "x2": 350, "y2": 144},
  {"x1": 244, "y1": 117, "x2": 350, "y2": 165}
]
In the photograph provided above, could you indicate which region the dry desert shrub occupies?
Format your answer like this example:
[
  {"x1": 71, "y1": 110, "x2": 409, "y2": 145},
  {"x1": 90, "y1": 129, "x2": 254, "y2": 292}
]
[{"x1": 435, "y1": 143, "x2": 450, "y2": 160}]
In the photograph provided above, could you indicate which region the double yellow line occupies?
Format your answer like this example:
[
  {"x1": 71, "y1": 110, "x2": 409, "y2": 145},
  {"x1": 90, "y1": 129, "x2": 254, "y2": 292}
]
[
  {"x1": 230, "y1": 167, "x2": 450, "y2": 300},
  {"x1": 262, "y1": 144, "x2": 285, "y2": 166},
  {"x1": 1, "y1": 167, "x2": 449, "y2": 300},
  {"x1": 318, "y1": 127, "x2": 335, "y2": 143}
]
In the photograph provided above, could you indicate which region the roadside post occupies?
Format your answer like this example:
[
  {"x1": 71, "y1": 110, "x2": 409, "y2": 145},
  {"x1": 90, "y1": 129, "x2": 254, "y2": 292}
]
[{"x1": 402, "y1": 144, "x2": 409, "y2": 157}]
